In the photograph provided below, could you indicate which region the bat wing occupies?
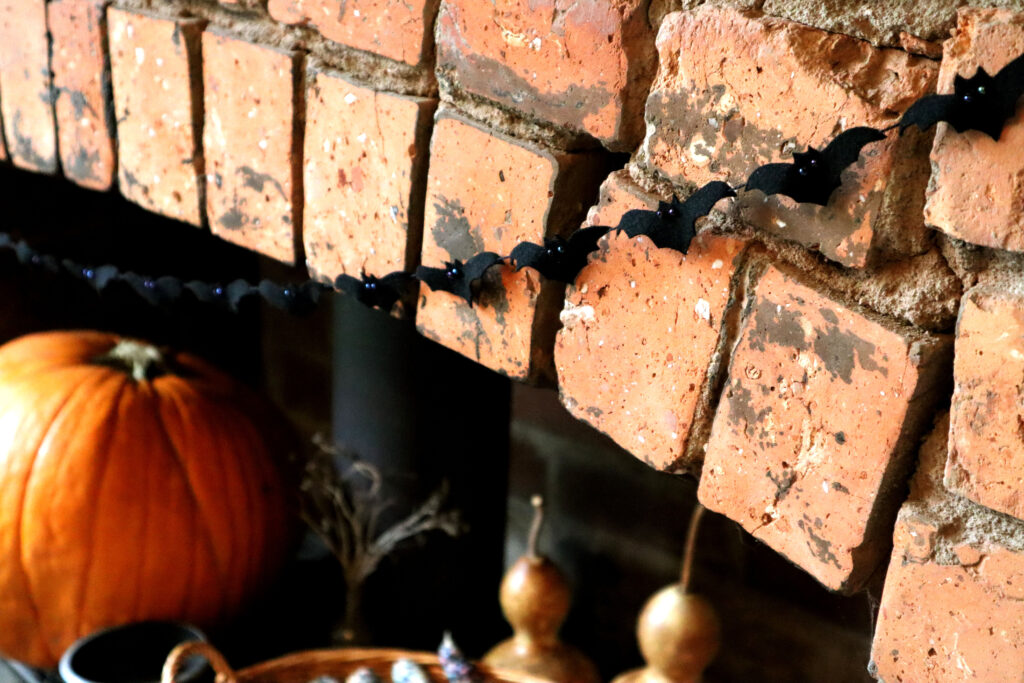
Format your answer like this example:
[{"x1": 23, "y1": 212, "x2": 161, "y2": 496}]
[
  {"x1": 374, "y1": 272, "x2": 417, "y2": 310},
  {"x1": 463, "y1": 251, "x2": 503, "y2": 280},
  {"x1": 681, "y1": 181, "x2": 736, "y2": 224},
  {"x1": 93, "y1": 265, "x2": 120, "y2": 291},
  {"x1": 561, "y1": 225, "x2": 610, "y2": 281},
  {"x1": 820, "y1": 127, "x2": 886, "y2": 185},
  {"x1": 154, "y1": 276, "x2": 183, "y2": 303},
  {"x1": 37, "y1": 254, "x2": 61, "y2": 274},
  {"x1": 618, "y1": 208, "x2": 660, "y2": 238},
  {"x1": 414, "y1": 264, "x2": 452, "y2": 294},
  {"x1": 745, "y1": 162, "x2": 798, "y2": 200},
  {"x1": 567, "y1": 225, "x2": 611, "y2": 255},
  {"x1": 995, "y1": 51, "x2": 1024, "y2": 98},
  {"x1": 334, "y1": 273, "x2": 362, "y2": 298},
  {"x1": 300, "y1": 281, "x2": 328, "y2": 312},
  {"x1": 509, "y1": 241, "x2": 547, "y2": 272},
  {"x1": 459, "y1": 251, "x2": 504, "y2": 305},
  {"x1": 898, "y1": 93, "x2": 957, "y2": 134},
  {"x1": 227, "y1": 278, "x2": 256, "y2": 312},
  {"x1": 994, "y1": 52, "x2": 1024, "y2": 137},
  {"x1": 379, "y1": 271, "x2": 416, "y2": 289}
]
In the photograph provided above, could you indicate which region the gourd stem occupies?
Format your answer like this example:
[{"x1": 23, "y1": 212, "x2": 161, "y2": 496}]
[
  {"x1": 680, "y1": 503, "x2": 705, "y2": 593},
  {"x1": 527, "y1": 495, "x2": 544, "y2": 560},
  {"x1": 95, "y1": 339, "x2": 166, "y2": 382}
]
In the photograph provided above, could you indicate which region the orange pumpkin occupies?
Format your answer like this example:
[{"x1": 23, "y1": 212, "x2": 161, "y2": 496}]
[{"x1": 0, "y1": 331, "x2": 295, "y2": 667}]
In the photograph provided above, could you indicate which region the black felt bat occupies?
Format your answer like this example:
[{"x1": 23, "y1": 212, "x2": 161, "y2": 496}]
[
  {"x1": 744, "y1": 127, "x2": 886, "y2": 205},
  {"x1": 899, "y1": 52, "x2": 1024, "y2": 140},
  {"x1": 184, "y1": 280, "x2": 228, "y2": 305},
  {"x1": 508, "y1": 225, "x2": 610, "y2": 283},
  {"x1": 415, "y1": 252, "x2": 503, "y2": 306},
  {"x1": 335, "y1": 271, "x2": 417, "y2": 311},
  {"x1": 258, "y1": 280, "x2": 328, "y2": 315},
  {"x1": 618, "y1": 181, "x2": 736, "y2": 253}
]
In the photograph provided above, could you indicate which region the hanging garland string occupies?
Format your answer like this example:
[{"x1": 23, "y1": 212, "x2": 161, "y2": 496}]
[{"x1": 5, "y1": 52, "x2": 1022, "y2": 315}]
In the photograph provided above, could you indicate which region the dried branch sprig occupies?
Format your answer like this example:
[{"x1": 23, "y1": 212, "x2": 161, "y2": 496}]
[{"x1": 300, "y1": 433, "x2": 466, "y2": 642}]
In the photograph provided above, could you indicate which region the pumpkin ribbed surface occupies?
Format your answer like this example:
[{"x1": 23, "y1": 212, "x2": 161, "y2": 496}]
[{"x1": 0, "y1": 331, "x2": 294, "y2": 667}]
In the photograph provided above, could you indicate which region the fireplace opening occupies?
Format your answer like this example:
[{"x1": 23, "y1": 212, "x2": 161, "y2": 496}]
[{"x1": 0, "y1": 163, "x2": 877, "y2": 682}]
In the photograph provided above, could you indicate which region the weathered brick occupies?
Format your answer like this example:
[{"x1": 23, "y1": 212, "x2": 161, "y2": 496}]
[
  {"x1": 416, "y1": 108, "x2": 603, "y2": 382},
  {"x1": 923, "y1": 9, "x2": 1024, "y2": 253},
  {"x1": 761, "y1": 0, "x2": 968, "y2": 48},
  {"x1": 303, "y1": 62, "x2": 436, "y2": 281},
  {"x1": 203, "y1": 31, "x2": 300, "y2": 264},
  {"x1": 49, "y1": 0, "x2": 116, "y2": 191},
  {"x1": 698, "y1": 265, "x2": 952, "y2": 592},
  {"x1": 0, "y1": 0, "x2": 57, "y2": 172},
  {"x1": 947, "y1": 284, "x2": 1024, "y2": 520},
  {"x1": 435, "y1": 0, "x2": 657, "y2": 151},
  {"x1": 871, "y1": 414, "x2": 1024, "y2": 682},
  {"x1": 555, "y1": 170, "x2": 747, "y2": 473},
  {"x1": 108, "y1": 8, "x2": 204, "y2": 225},
  {"x1": 267, "y1": 0, "x2": 438, "y2": 66},
  {"x1": 638, "y1": 6, "x2": 937, "y2": 268}
]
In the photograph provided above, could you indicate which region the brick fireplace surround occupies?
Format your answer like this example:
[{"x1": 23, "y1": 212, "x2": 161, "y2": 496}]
[{"x1": 4, "y1": 0, "x2": 1024, "y2": 680}]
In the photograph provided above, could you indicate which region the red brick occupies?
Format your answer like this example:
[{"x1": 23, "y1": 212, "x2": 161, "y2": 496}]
[
  {"x1": 415, "y1": 109, "x2": 603, "y2": 382},
  {"x1": 203, "y1": 31, "x2": 300, "y2": 264},
  {"x1": 946, "y1": 285, "x2": 1024, "y2": 520},
  {"x1": 554, "y1": 170, "x2": 746, "y2": 473},
  {"x1": 303, "y1": 63, "x2": 436, "y2": 281},
  {"x1": 924, "y1": 9, "x2": 1024, "y2": 252},
  {"x1": 435, "y1": 0, "x2": 656, "y2": 151},
  {"x1": 698, "y1": 266, "x2": 952, "y2": 592},
  {"x1": 108, "y1": 9, "x2": 204, "y2": 225},
  {"x1": 638, "y1": 6, "x2": 937, "y2": 268},
  {"x1": 872, "y1": 414, "x2": 1024, "y2": 682},
  {"x1": 267, "y1": 0, "x2": 438, "y2": 66},
  {"x1": 0, "y1": 0, "x2": 57, "y2": 172},
  {"x1": 48, "y1": 0, "x2": 116, "y2": 191}
]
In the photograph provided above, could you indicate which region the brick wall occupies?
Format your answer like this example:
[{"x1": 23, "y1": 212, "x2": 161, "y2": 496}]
[{"x1": 8, "y1": 0, "x2": 1024, "y2": 679}]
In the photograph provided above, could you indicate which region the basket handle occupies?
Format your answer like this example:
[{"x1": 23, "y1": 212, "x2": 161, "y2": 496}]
[{"x1": 161, "y1": 641, "x2": 238, "y2": 683}]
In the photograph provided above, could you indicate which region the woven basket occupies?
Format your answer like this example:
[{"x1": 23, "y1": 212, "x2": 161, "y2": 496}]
[{"x1": 161, "y1": 641, "x2": 553, "y2": 683}]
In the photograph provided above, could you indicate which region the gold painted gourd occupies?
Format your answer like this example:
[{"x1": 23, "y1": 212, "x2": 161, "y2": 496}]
[{"x1": 484, "y1": 496, "x2": 599, "y2": 683}]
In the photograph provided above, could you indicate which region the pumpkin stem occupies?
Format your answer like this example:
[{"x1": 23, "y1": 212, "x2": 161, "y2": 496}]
[{"x1": 96, "y1": 339, "x2": 167, "y2": 382}]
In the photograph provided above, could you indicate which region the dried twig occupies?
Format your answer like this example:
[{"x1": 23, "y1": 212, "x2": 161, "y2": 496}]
[{"x1": 300, "y1": 434, "x2": 465, "y2": 642}]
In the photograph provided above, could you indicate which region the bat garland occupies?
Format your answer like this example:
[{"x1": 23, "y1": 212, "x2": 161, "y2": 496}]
[
  {"x1": 7, "y1": 51, "x2": 1024, "y2": 315},
  {"x1": 0, "y1": 232, "x2": 331, "y2": 314}
]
